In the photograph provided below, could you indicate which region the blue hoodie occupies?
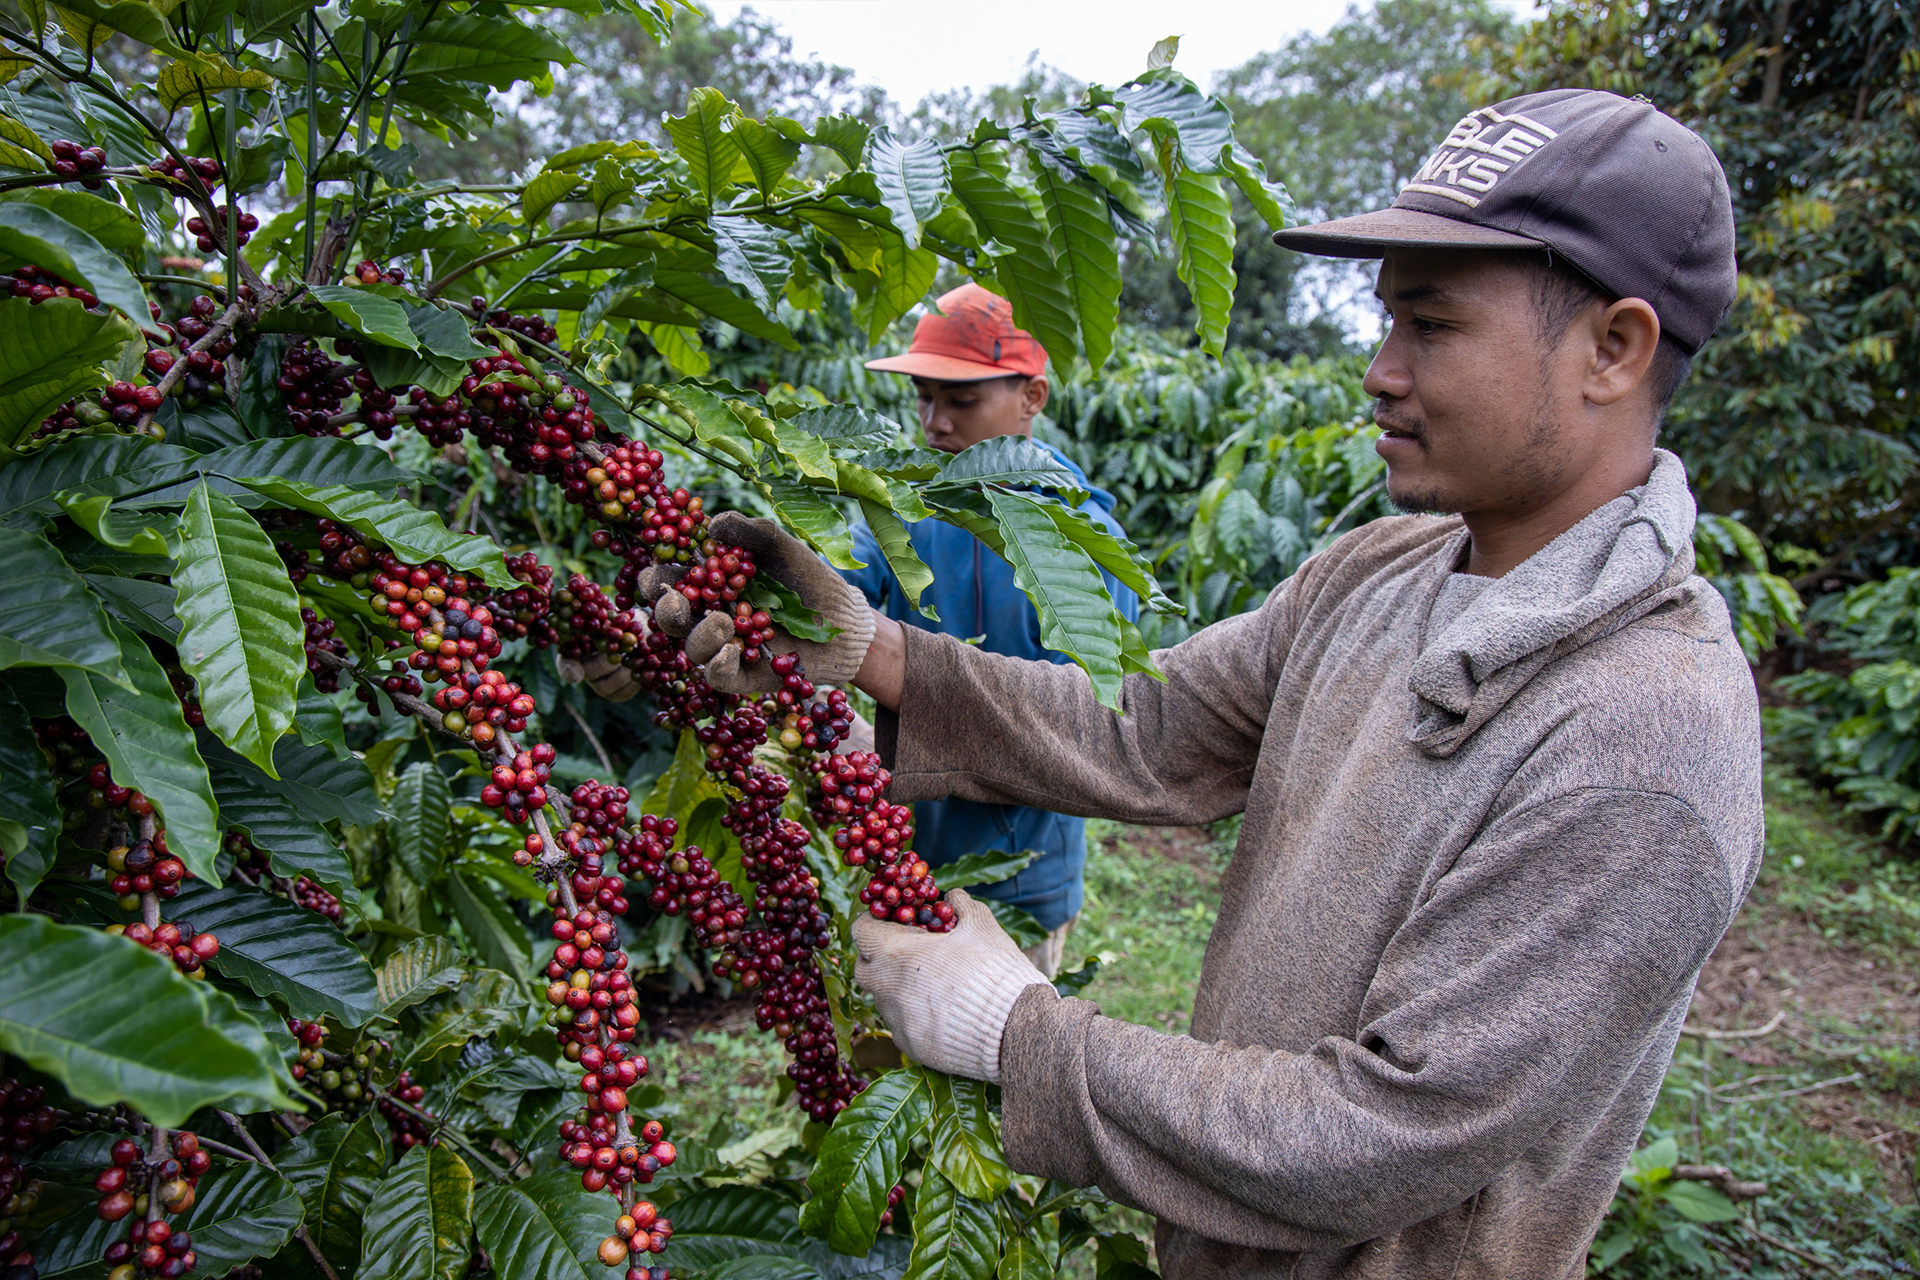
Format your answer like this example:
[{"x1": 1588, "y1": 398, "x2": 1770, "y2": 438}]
[{"x1": 841, "y1": 438, "x2": 1139, "y2": 930}]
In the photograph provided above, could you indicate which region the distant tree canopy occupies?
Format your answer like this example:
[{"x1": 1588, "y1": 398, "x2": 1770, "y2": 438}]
[
  {"x1": 410, "y1": 6, "x2": 886, "y2": 184},
  {"x1": 1491, "y1": 0, "x2": 1919, "y2": 582}
]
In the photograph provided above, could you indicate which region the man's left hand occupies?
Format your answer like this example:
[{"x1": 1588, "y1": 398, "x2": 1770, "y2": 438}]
[{"x1": 852, "y1": 889, "x2": 1055, "y2": 1082}]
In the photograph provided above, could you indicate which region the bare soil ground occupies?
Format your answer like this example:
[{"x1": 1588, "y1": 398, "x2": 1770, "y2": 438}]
[{"x1": 1690, "y1": 893, "x2": 1920, "y2": 1194}]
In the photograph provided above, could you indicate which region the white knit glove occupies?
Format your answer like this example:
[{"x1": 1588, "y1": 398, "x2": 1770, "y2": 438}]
[
  {"x1": 646, "y1": 512, "x2": 874, "y2": 695},
  {"x1": 852, "y1": 889, "x2": 1055, "y2": 1083}
]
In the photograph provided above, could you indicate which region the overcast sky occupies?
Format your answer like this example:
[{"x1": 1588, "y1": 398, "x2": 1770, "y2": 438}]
[{"x1": 702, "y1": 0, "x2": 1537, "y2": 108}]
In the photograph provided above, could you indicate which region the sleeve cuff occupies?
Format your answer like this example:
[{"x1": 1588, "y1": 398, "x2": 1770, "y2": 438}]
[{"x1": 998, "y1": 987, "x2": 1104, "y2": 1187}]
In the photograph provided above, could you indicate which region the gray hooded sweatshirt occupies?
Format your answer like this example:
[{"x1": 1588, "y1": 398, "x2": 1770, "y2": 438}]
[{"x1": 881, "y1": 450, "x2": 1764, "y2": 1279}]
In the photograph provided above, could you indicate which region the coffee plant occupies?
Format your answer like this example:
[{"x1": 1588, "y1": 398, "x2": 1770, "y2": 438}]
[{"x1": 0, "y1": 2, "x2": 1287, "y2": 1277}]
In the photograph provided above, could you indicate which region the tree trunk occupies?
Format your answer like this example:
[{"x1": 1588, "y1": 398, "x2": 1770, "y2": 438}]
[{"x1": 1760, "y1": 0, "x2": 1793, "y2": 108}]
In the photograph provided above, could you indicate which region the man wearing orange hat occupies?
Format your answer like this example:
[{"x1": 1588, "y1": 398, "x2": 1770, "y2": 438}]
[{"x1": 850, "y1": 282, "x2": 1140, "y2": 975}]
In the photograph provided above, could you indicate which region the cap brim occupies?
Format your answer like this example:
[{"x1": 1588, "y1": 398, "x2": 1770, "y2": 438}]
[
  {"x1": 863, "y1": 352, "x2": 1023, "y2": 381},
  {"x1": 1271, "y1": 207, "x2": 1545, "y2": 259}
]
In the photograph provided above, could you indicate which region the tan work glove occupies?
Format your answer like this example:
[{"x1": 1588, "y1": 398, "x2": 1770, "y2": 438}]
[
  {"x1": 557, "y1": 651, "x2": 642, "y2": 702},
  {"x1": 647, "y1": 512, "x2": 874, "y2": 695},
  {"x1": 852, "y1": 889, "x2": 1054, "y2": 1083}
]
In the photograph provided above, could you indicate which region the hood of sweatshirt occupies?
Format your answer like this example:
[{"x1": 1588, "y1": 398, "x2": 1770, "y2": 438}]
[{"x1": 1407, "y1": 448, "x2": 1702, "y2": 758}]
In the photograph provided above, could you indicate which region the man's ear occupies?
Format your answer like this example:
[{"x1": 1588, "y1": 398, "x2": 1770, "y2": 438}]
[
  {"x1": 1583, "y1": 298, "x2": 1661, "y2": 409},
  {"x1": 1022, "y1": 375, "x2": 1051, "y2": 421}
]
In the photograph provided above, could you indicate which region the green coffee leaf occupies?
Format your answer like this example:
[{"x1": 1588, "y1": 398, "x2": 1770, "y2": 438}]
[
  {"x1": 0, "y1": 202, "x2": 149, "y2": 322},
  {"x1": 711, "y1": 216, "x2": 793, "y2": 308},
  {"x1": 233, "y1": 476, "x2": 513, "y2": 587},
  {"x1": 173, "y1": 483, "x2": 304, "y2": 776},
  {"x1": 448, "y1": 867, "x2": 532, "y2": 979},
  {"x1": 172, "y1": 880, "x2": 381, "y2": 1025},
  {"x1": 377, "y1": 936, "x2": 469, "y2": 1015},
  {"x1": 947, "y1": 150, "x2": 1079, "y2": 369},
  {"x1": 0, "y1": 435, "x2": 172, "y2": 524},
  {"x1": 0, "y1": 189, "x2": 140, "y2": 251},
  {"x1": 765, "y1": 480, "x2": 861, "y2": 570},
  {"x1": 929, "y1": 1074, "x2": 1011, "y2": 1200},
  {"x1": 0, "y1": 685, "x2": 57, "y2": 902},
  {"x1": 210, "y1": 764, "x2": 360, "y2": 908},
  {"x1": 0, "y1": 914, "x2": 293, "y2": 1125},
  {"x1": 997, "y1": 1214, "x2": 1056, "y2": 1280},
  {"x1": 858, "y1": 499, "x2": 934, "y2": 614},
  {"x1": 0, "y1": 112, "x2": 47, "y2": 169},
  {"x1": 984, "y1": 489, "x2": 1135, "y2": 710},
  {"x1": 57, "y1": 493, "x2": 176, "y2": 555},
  {"x1": 667, "y1": 86, "x2": 743, "y2": 203},
  {"x1": 728, "y1": 116, "x2": 801, "y2": 196},
  {"x1": 867, "y1": 129, "x2": 947, "y2": 249},
  {"x1": 927, "y1": 436, "x2": 1082, "y2": 494},
  {"x1": 901, "y1": 1166, "x2": 999, "y2": 1280},
  {"x1": 306, "y1": 284, "x2": 420, "y2": 350},
  {"x1": 60, "y1": 616, "x2": 221, "y2": 879},
  {"x1": 800, "y1": 1067, "x2": 935, "y2": 1255},
  {"x1": 1166, "y1": 163, "x2": 1235, "y2": 358},
  {"x1": 277, "y1": 1113, "x2": 390, "y2": 1275},
  {"x1": 1034, "y1": 497, "x2": 1176, "y2": 615},
  {"x1": 402, "y1": 968, "x2": 525, "y2": 1066},
  {"x1": 1030, "y1": 165, "x2": 1120, "y2": 369},
  {"x1": 1221, "y1": 145, "x2": 1294, "y2": 229},
  {"x1": 473, "y1": 1170, "x2": 611, "y2": 1280},
  {"x1": 155, "y1": 53, "x2": 273, "y2": 111},
  {"x1": 0, "y1": 526, "x2": 131, "y2": 688},
  {"x1": 392, "y1": 761, "x2": 453, "y2": 885},
  {"x1": 0, "y1": 295, "x2": 140, "y2": 453},
  {"x1": 936, "y1": 850, "x2": 1033, "y2": 888},
  {"x1": 359, "y1": 1143, "x2": 476, "y2": 1280},
  {"x1": 667, "y1": 1185, "x2": 805, "y2": 1273}
]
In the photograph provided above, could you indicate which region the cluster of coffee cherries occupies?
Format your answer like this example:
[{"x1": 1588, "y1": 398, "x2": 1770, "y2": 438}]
[
  {"x1": 182, "y1": 210, "x2": 258, "y2": 254},
  {"x1": 276, "y1": 340, "x2": 356, "y2": 437},
  {"x1": 591, "y1": 1191, "x2": 673, "y2": 1271},
  {"x1": 0, "y1": 1076, "x2": 57, "y2": 1277},
  {"x1": 554, "y1": 575, "x2": 644, "y2": 661},
  {"x1": 463, "y1": 355, "x2": 598, "y2": 478},
  {"x1": 531, "y1": 808, "x2": 682, "y2": 1275},
  {"x1": 148, "y1": 152, "x2": 223, "y2": 194},
  {"x1": 620, "y1": 611, "x2": 877, "y2": 1119},
  {"x1": 878, "y1": 1183, "x2": 907, "y2": 1230},
  {"x1": 480, "y1": 742, "x2": 556, "y2": 824},
  {"x1": 374, "y1": 1070, "x2": 435, "y2": 1150},
  {"x1": 297, "y1": 608, "x2": 351, "y2": 692},
  {"x1": 480, "y1": 553, "x2": 554, "y2": 643},
  {"x1": 352, "y1": 259, "x2": 406, "y2": 287},
  {"x1": 101, "y1": 834, "x2": 192, "y2": 910},
  {"x1": 145, "y1": 294, "x2": 235, "y2": 399},
  {"x1": 474, "y1": 298, "x2": 559, "y2": 347},
  {"x1": 9, "y1": 265, "x2": 98, "y2": 307},
  {"x1": 95, "y1": 1130, "x2": 210, "y2": 1278},
  {"x1": 108, "y1": 920, "x2": 220, "y2": 978},
  {"x1": 820, "y1": 753, "x2": 953, "y2": 930},
  {"x1": 49, "y1": 138, "x2": 108, "y2": 189},
  {"x1": 228, "y1": 832, "x2": 344, "y2": 924}
]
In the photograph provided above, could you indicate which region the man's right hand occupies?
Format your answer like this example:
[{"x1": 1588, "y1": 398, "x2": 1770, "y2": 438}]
[{"x1": 647, "y1": 512, "x2": 877, "y2": 695}]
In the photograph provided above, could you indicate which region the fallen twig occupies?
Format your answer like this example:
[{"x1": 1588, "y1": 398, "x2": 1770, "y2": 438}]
[
  {"x1": 1681, "y1": 1010, "x2": 1785, "y2": 1040},
  {"x1": 1671, "y1": 1164, "x2": 1768, "y2": 1200},
  {"x1": 1740, "y1": 1222, "x2": 1848, "y2": 1275},
  {"x1": 1717, "y1": 1072, "x2": 1864, "y2": 1105}
]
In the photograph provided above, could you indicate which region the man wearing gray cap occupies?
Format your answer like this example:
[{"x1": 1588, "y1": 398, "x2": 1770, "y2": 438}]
[{"x1": 686, "y1": 90, "x2": 1762, "y2": 1277}]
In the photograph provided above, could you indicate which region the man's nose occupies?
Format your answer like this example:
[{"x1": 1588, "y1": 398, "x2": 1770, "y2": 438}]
[{"x1": 1363, "y1": 331, "x2": 1412, "y2": 401}]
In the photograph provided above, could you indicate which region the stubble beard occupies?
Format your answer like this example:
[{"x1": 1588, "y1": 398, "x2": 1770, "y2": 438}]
[{"x1": 1379, "y1": 388, "x2": 1569, "y2": 518}]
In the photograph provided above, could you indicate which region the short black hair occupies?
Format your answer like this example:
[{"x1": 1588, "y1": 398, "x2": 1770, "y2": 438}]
[{"x1": 1519, "y1": 253, "x2": 1694, "y2": 417}]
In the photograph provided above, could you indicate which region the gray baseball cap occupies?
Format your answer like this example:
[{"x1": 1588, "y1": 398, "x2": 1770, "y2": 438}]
[{"x1": 1271, "y1": 88, "x2": 1737, "y2": 352}]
